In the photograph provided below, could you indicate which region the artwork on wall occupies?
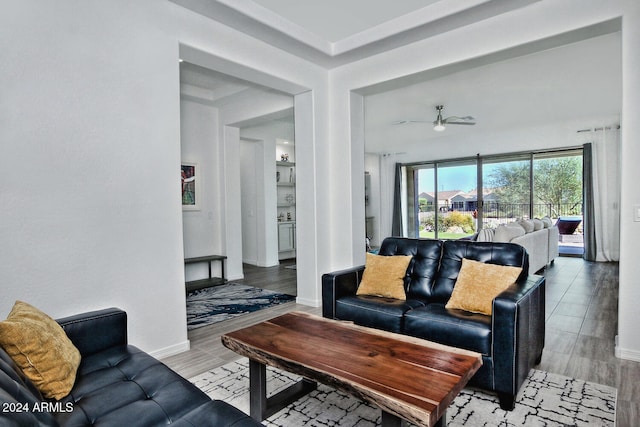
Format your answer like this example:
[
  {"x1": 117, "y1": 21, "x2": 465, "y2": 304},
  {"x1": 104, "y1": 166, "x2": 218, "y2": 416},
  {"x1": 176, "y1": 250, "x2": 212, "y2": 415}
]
[{"x1": 181, "y1": 162, "x2": 199, "y2": 210}]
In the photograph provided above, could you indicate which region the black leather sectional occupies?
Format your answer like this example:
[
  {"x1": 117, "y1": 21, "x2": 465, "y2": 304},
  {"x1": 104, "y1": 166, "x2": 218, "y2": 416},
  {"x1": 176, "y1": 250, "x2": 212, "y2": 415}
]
[
  {"x1": 322, "y1": 237, "x2": 545, "y2": 410},
  {"x1": 0, "y1": 308, "x2": 260, "y2": 427}
]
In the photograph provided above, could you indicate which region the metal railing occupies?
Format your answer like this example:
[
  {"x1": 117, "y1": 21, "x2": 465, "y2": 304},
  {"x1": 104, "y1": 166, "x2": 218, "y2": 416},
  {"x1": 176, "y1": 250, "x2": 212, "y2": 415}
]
[
  {"x1": 482, "y1": 202, "x2": 583, "y2": 220},
  {"x1": 419, "y1": 202, "x2": 583, "y2": 234}
]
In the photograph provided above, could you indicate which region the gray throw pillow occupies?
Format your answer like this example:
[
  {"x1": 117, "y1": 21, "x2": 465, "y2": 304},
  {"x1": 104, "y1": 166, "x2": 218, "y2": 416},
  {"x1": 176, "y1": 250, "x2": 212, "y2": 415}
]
[{"x1": 494, "y1": 223, "x2": 525, "y2": 242}]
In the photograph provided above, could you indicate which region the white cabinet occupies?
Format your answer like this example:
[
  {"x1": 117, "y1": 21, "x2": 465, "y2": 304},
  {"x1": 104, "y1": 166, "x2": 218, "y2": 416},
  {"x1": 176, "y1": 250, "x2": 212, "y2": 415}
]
[
  {"x1": 276, "y1": 161, "x2": 296, "y2": 259},
  {"x1": 276, "y1": 161, "x2": 295, "y2": 221},
  {"x1": 278, "y1": 222, "x2": 296, "y2": 254}
]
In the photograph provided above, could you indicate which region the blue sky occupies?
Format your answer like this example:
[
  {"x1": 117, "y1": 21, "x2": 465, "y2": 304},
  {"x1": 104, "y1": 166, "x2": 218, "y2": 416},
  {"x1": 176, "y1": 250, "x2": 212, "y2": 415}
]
[{"x1": 418, "y1": 163, "x2": 508, "y2": 193}]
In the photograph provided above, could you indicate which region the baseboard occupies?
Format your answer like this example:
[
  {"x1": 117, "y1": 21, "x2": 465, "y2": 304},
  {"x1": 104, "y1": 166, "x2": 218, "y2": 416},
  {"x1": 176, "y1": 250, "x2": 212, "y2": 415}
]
[
  {"x1": 149, "y1": 339, "x2": 190, "y2": 359},
  {"x1": 615, "y1": 335, "x2": 640, "y2": 361},
  {"x1": 295, "y1": 297, "x2": 321, "y2": 307}
]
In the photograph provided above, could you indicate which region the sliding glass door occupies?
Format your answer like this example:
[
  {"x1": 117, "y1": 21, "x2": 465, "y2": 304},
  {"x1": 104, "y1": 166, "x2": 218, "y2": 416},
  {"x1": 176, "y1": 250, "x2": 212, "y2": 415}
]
[
  {"x1": 482, "y1": 154, "x2": 531, "y2": 229},
  {"x1": 400, "y1": 148, "x2": 583, "y2": 250},
  {"x1": 533, "y1": 150, "x2": 583, "y2": 255},
  {"x1": 414, "y1": 160, "x2": 477, "y2": 239}
]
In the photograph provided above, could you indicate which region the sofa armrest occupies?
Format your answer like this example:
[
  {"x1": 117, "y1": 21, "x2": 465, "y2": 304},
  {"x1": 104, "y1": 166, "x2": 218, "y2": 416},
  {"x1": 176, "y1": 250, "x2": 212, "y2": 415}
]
[
  {"x1": 57, "y1": 308, "x2": 128, "y2": 357},
  {"x1": 491, "y1": 275, "x2": 545, "y2": 397},
  {"x1": 321, "y1": 266, "x2": 365, "y2": 319}
]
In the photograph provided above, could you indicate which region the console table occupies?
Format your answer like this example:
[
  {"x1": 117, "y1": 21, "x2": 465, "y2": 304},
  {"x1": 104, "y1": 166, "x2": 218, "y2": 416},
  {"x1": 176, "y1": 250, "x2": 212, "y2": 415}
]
[{"x1": 184, "y1": 255, "x2": 227, "y2": 293}]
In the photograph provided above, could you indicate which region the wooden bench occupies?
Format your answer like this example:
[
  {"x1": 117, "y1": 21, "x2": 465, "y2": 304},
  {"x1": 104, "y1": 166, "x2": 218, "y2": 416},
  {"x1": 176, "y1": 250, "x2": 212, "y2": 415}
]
[{"x1": 184, "y1": 255, "x2": 227, "y2": 293}]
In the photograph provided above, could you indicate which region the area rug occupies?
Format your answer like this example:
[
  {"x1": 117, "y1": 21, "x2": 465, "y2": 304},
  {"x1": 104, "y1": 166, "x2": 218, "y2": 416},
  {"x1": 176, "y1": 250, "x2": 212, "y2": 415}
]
[
  {"x1": 186, "y1": 284, "x2": 295, "y2": 330},
  {"x1": 191, "y1": 359, "x2": 616, "y2": 426}
]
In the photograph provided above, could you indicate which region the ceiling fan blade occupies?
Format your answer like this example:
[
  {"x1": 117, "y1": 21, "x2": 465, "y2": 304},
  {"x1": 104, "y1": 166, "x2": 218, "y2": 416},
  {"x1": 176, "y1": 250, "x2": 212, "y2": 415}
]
[
  {"x1": 392, "y1": 120, "x2": 430, "y2": 125},
  {"x1": 443, "y1": 115, "x2": 476, "y2": 125},
  {"x1": 446, "y1": 121, "x2": 476, "y2": 125}
]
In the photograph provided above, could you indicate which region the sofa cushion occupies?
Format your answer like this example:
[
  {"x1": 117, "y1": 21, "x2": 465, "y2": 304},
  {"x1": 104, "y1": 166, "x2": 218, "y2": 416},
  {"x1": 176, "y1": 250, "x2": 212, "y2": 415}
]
[
  {"x1": 493, "y1": 223, "x2": 525, "y2": 242},
  {"x1": 432, "y1": 241, "x2": 528, "y2": 303},
  {"x1": 0, "y1": 301, "x2": 81, "y2": 400},
  {"x1": 476, "y1": 228, "x2": 495, "y2": 242},
  {"x1": 0, "y1": 349, "x2": 58, "y2": 427},
  {"x1": 56, "y1": 344, "x2": 218, "y2": 426},
  {"x1": 404, "y1": 304, "x2": 492, "y2": 356},
  {"x1": 335, "y1": 295, "x2": 426, "y2": 333},
  {"x1": 356, "y1": 253, "x2": 412, "y2": 300},
  {"x1": 445, "y1": 258, "x2": 523, "y2": 315},
  {"x1": 378, "y1": 237, "x2": 443, "y2": 300},
  {"x1": 517, "y1": 219, "x2": 535, "y2": 233}
]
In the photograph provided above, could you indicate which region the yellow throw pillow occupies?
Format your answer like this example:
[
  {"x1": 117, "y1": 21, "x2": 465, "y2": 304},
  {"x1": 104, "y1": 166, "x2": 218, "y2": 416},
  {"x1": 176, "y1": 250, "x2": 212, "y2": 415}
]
[
  {"x1": 0, "y1": 301, "x2": 81, "y2": 400},
  {"x1": 445, "y1": 258, "x2": 523, "y2": 315},
  {"x1": 356, "y1": 253, "x2": 412, "y2": 300}
]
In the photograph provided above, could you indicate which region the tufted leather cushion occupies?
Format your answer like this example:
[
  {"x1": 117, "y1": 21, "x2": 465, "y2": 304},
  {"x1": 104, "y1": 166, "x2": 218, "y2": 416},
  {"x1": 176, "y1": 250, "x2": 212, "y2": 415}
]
[
  {"x1": 404, "y1": 304, "x2": 493, "y2": 355},
  {"x1": 335, "y1": 295, "x2": 425, "y2": 333},
  {"x1": 56, "y1": 344, "x2": 220, "y2": 426},
  {"x1": 0, "y1": 308, "x2": 262, "y2": 427},
  {"x1": 378, "y1": 238, "x2": 443, "y2": 300}
]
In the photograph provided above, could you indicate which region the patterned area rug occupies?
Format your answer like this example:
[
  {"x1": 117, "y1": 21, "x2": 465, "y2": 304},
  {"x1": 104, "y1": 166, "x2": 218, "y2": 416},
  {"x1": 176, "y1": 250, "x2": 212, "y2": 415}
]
[
  {"x1": 191, "y1": 359, "x2": 616, "y2": 426},
  {"x1": 186, "y1": 284, "x2": 295, "y2": 330}
]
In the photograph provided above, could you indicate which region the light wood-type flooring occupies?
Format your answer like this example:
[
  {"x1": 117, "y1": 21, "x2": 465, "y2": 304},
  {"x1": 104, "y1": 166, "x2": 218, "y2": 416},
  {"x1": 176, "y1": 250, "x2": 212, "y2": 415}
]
[{"x1": 162, "y1": 256, "x2": 639, "y2": 426}]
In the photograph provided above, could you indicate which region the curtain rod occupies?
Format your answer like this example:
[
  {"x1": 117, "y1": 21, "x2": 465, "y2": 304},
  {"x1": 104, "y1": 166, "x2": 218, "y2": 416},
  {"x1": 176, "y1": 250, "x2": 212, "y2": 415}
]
[{"x1": 577, "y1": 124, "x2": 620, "y2": 133}]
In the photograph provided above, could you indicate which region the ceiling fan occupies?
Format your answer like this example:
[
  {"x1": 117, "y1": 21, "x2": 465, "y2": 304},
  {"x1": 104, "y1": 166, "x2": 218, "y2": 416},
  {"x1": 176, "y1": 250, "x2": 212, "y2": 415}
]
[{"x1": 393, "y1": 105, "x2": 476, "y2": 131}]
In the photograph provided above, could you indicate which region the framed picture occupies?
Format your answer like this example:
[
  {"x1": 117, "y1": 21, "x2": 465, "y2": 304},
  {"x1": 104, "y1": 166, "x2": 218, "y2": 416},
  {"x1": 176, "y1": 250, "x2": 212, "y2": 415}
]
[{"x1": 181, "y1": 162, "x2": 200, "y2": 210}]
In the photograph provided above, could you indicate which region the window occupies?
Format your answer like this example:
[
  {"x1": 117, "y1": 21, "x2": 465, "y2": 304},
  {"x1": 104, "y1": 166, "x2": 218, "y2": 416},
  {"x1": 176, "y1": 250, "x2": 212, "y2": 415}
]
[{"x1": 398, "y1": 148, "x2": 583, "y2": 248}]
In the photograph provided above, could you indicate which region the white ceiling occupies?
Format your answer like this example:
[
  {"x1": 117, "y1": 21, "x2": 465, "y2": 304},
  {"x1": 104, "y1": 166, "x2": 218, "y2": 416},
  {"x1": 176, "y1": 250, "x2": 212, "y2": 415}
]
[
  {"x1": 364, "y1": 31, "x2": 622, "y2": 153},
  {"x1": 170, "y1": 0, "x2": 540, "y2": 68},
  {"x1": 180, "y1": 62, "x2": 285, "y2": 109},
  {"x1": 176, "y1": 1, "x2": 621, "y2": 153},
  {"x1": 248, "y1": 0, "x2": 442, "y2": 42}
]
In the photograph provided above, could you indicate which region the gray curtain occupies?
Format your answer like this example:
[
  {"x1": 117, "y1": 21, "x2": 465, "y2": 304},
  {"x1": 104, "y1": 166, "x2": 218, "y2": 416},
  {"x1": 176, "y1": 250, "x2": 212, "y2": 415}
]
[
  {"x1": 391, "y1": 163, "x2": 403, "y2": 236},
  {"x1": 583, "y1": 143, "x2": 596, "y2": 261}
]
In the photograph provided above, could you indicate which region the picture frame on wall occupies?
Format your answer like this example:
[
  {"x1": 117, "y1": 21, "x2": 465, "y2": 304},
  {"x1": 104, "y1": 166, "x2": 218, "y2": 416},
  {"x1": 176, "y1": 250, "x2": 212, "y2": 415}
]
[{"x1": 181, "y1": 162, "x2": 200, "y2": 211}]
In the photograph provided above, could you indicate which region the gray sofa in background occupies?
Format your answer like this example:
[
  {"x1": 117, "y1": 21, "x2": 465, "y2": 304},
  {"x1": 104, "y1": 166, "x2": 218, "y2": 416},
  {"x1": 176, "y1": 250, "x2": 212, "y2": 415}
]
[{"x1": 476, "y1": 218, "x2": 559, "y2": 274}]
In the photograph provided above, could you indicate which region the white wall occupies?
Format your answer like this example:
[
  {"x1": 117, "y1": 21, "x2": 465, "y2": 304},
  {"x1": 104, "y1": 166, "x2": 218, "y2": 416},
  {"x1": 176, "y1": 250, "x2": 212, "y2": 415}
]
[
  {"x1": 0, "y1": 0, "x2": 328, "y2": 356},
  {"x1": 0, "y1": 1, "x2": 189, "y2": 356},
  {"x1": 239, "y1": 139, "x2": 260, "y2": 266},
  {"x1": 617, "y1": 0, "x2": 640, "y2": 361},
  {"x1": 180, "y1": 99, "x2": 224, "y2": 280}
]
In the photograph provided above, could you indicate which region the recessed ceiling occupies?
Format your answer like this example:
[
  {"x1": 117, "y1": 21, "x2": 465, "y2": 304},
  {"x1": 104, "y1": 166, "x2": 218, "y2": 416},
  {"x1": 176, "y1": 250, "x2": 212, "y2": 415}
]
[
  {"x1": 180, "y1": 61, "x2": 288, "y2": 109},
  {"x1": 175, "y1": 2, "x2": 620, "y2": 151},
  {"x1": 170, "y1": 0, "x2": 541, "y2": 67},
  {"x1": 250, "y1": 0, "x2": 440, "y2": 43}
]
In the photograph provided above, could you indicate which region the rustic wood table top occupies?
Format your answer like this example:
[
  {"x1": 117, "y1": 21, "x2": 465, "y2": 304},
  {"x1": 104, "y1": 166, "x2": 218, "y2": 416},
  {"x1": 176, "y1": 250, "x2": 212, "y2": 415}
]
[{"x1": 222, "y1": 311, "x2": 482, "y2": 427}]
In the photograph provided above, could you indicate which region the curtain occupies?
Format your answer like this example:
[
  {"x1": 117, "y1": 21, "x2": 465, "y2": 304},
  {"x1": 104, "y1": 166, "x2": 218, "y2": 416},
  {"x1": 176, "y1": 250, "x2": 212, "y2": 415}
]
[
  {"x1": 582, "y1": 143, "x2": 596, "y2": 261},
  {"x1": 391, "y1": 163, "x2": 403, "y2": 236},
  {"x1": 585, "y1": 127, "x2": 621, "y2": 262}
]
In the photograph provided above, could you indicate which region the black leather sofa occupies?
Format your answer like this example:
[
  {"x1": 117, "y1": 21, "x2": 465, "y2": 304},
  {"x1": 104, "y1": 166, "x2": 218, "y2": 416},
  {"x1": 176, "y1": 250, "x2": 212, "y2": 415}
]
[
  {"x1": 322, "y1": 237, "x2": 545, "y2": 411},
  {"x1": 0, "y1": 308, "x2": 261, "y2": 427}
]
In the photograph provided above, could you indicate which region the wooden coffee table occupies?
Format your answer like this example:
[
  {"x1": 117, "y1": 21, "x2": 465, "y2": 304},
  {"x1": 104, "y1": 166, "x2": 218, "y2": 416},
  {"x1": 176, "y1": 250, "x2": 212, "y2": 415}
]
[{"x1": 221, "y1": 312, "x2": 482, "y2": 427}]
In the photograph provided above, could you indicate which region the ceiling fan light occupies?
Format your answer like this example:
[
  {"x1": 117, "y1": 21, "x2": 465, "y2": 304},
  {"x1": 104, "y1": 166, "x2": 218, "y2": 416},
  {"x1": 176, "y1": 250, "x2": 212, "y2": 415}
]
[{"x1": 433, "y1": 105, "x2": 446, "y2": 131}]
